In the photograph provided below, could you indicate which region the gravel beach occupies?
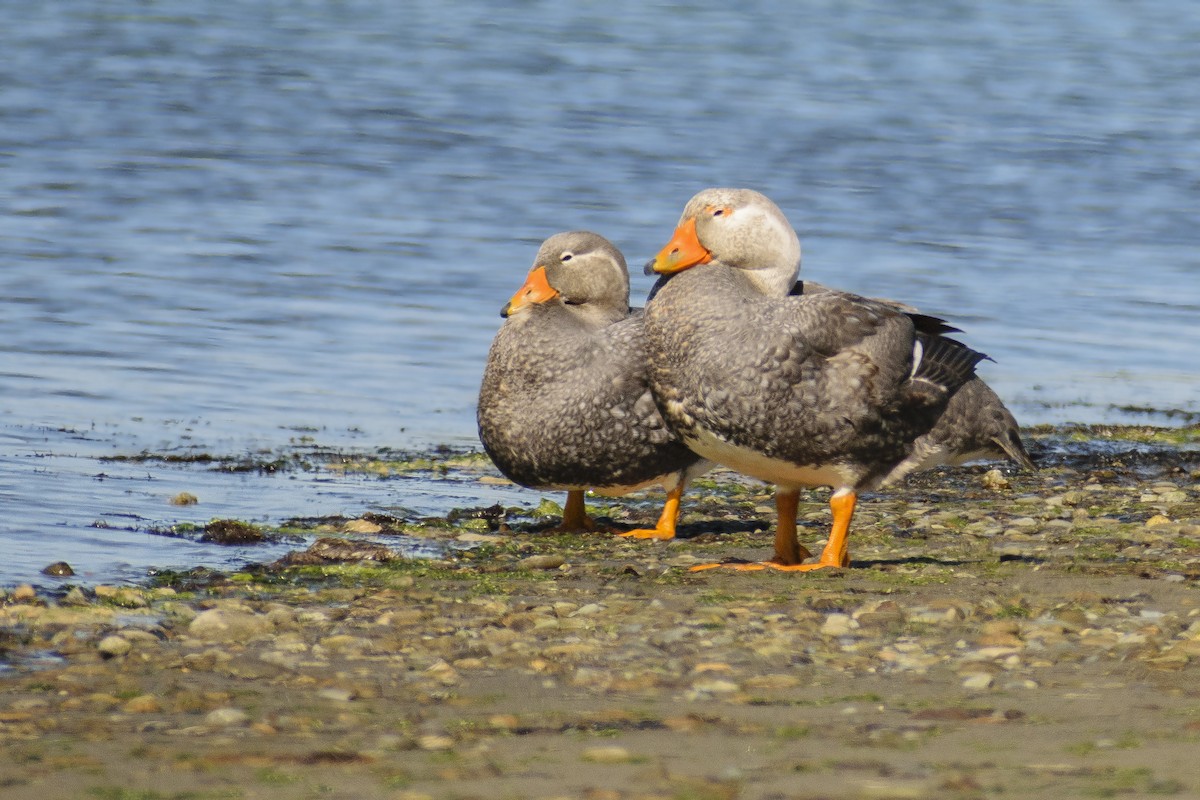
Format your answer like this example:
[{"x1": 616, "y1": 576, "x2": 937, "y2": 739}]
[{"x1": 3, "y1": 426, "x2": 1200, "y2": 800}]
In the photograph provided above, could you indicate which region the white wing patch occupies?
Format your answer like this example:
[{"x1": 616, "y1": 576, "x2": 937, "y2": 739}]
[{"x1": 909, "y1": 339, "x2": 924, "y2": 379}]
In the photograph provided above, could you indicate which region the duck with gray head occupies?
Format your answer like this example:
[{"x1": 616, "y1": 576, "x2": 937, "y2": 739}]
[
  {"x1": 478, "y1": 231, "x2": 708, "y2": 539},
  {"x1": 643, "y1": 188, "x2": 1032, "y2": 571}
]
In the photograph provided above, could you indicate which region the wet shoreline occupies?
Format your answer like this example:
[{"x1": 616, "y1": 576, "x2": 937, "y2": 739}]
[
  {"x1": 5, "y1": 423, "x2": 1197, "y2": 593},
  {"x1": 3, "y1": 425, "x2": 1200, "y2": 798}
]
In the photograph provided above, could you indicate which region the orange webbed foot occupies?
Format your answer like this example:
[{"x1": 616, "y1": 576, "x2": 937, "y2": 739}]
[
  {"x1": 616, "y1": 485, "x2": 683, "y2": 542},
  {"x1": 687, "y1": 549, "x2": 848, "y2": 574},
  {"x1": 687, "y1": 561, "x2": 762, "y2": 572},
  {"x1": 761, "y1": 558, "x2": 849, "y2": 572},
  {"x1": 618, "y1": 527, "x2": 675, "y2": 541}
]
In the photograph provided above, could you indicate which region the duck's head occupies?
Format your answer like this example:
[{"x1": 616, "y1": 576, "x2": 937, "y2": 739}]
[
  {"x1": 646, "y1": 188, "x2": 801, "y2": 296},
  {"x1": 502, "y1": 231, "x2": 630, "y2": 321}
]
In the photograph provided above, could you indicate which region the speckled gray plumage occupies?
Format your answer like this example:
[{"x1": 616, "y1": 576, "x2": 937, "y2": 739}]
[
  {"x1": 885, "y1": 377, "x2": 1034, "y2": 484},
  {"x1": 794, "y1": 281, "x2": 1034, "y2": 482},
  {"x1": 646, "y1": 263, "x2": 973, "y2": 489},
  {"x1": 644, "y1": 188, "x2": 1029, "y2": 494},
  {"x1": 478, "y1": 232, "x2": 703, "y2": 494}
]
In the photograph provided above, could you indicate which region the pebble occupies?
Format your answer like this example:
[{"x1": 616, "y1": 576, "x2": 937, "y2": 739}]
[
  {"x1": 908, "y1": 606, "x2": 965, "y2": 625},
  {"x1": 60, "y1": 587, "x2": 89, "y2": 606},
  {"x1": 860, "y1": 780, "x2": 935, "y2": 799},
  {"x1": 343, "y1": 518, "x2": 383, "y2": 534},
  {"x1": 122, "y1": 695, "x2": 162, "y2": 714},
  {"x1": 417, "y1": 734, "x2": 455, "y2": 751},
  {"x1": 205, "y1": 707, "x2": 250, "y2": 727},
  {"x1": 962, "y1": 673, "x2": 995, "y2": 691},
  {"x1": 189, "y1": 608, "x2": 272, "y2": 642},
  {"x1": 821, "y1": 613, "x2": 858, "y2": 636},
  {"x1": 571, "y1": 602, "x2": 605, "y2": 616},
  {"x1": 456, "y1": 532, "x2": 505, "y2": 543},
  {"x1": 582, "y1": 746, "x2": 635, "y2": 764},
  {"x1": 318, "y1": 635, "x2": 375, "y2": 653},
  {"x1": 981, "y1": 469, "x2": 1011, "y2": 490},
  {"x1": 97, "y1": 635, "x2": 132, "y2": 658},
  {"x1": 691, "y1": 678, "x2": 740, "y2": 694},
  {"x1": 6, "y1": 450, "x2": 1200, "y2": 797},
  {"x1": 94, "y1": 585, "x2": 150, "y2": 608},
  {"x1": 519, "y1": 555, "x2": 566, "y2": 570}
]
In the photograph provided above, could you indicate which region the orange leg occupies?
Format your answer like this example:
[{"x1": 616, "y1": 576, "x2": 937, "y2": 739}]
[
  {"x1": 690, "y1": 488, "x2": 813, "y2": 572},
  {"x1": 547, "y1": 490, "x2": 597, "y2": 533},
  {"x1": 689, "y1": 488, "x2": 855, "y2": 573},
  {"x1": 618, "y1": 483, "x2": 682, "y2": 541},
  {"x1": 772, "y1": 489, "x2": 808, "y2": 564},
  {"x1": 763, "y1": 489, "x2": 854, "y2": 571}
]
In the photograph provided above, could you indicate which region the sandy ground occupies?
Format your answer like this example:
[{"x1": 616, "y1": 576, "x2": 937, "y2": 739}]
[{"x1": 2, "y1": 428, "x2": 1200, "y2": 799}]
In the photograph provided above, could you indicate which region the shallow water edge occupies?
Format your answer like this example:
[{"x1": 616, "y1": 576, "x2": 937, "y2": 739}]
[{"x1": 3, "y1": 422, "x2": 1198, "y2": 592}]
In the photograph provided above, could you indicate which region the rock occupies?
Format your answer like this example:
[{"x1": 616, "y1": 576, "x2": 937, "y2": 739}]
[
  {"x1": 853, "y1": 600, "x2": 905, "y2": 627},
  {"x1": 423, "y1": 660, "x2": 461, "y2": 686},
  {"x1": 977, "y1": 620, "x2": 1023, "y2": 647},
  {"x1": 457, "y1": 532, "x2": 505, "y2": 543},
  {"x1": 201, "y1": 519, "x2": 265, "y2": 544},
  {"x1": 982, "y1": 469, "x2": 1011, "y2": 490},
  {"x1": 417, "y1": 734, "x2": 455, "y2": 751},
  {"x1": 97, "y1": 635, "x2": 132, "y2": 658},
  {"x1": 122, "y1": 694, "x2": 161, "y2": 714},
  {"x1": 11, "y1": 584, "x2": 37, "y2": 603},
  {"x1": 318, "y1": 635, "x2": 375, "y2": 654},
  {"x1": 170, "y1": 492, "x2": 199, "y2": 506},
  {"x1": 860, "y1": 780, "x2": 935, "y2": 799},
  {"x1": 488, "y1": 714, "x2": 520, "y2": 730},
  {"x1": 343, "y1": 519, "x2": 383, "y2": 534},
  {"x1": 571, "y1": 602, "x2": 605, "y2": 616},
  {"x1": 91, "y1": 585, "x2": 150, "y2": 607},
  {"x1": 478, "y1": 475, "x2": 512, "y2": 486},
  {"x1": 60, "y1": 587, "x2": 89, "y2": 606},
  {"x1": 188, "y1": 608, "x2": 272, "y2": 642},
  {"x1": 41, "y1": 561, "x2": 74, "y2": 577},
  {"x1": 821, "y1": 613, "x2": 858, "y2": 636},
  {"x1": 744, "y1": 674, "x2": 802, "y2": 690},
  {"x1": 205, "y1": 707, "x2": 250, "y2": 727},
  {"x1": 582, "y1": 746, "x2": 635, "y2": 763},
  {"x1": 691, "y1": 678, "x2": 740, "y2": 694},
  {"x1": 962, "y1": 673, "x2": 994, "y2": 691},
  {"x1": 908, "y1": 605, "x2": 965, "y2": 625},
  {"x1": 278, "y1": 537, "x2": 395, "y2": 565},
  {"x1": 519, "y1": 555, "x2": 566, "y2": 570}
]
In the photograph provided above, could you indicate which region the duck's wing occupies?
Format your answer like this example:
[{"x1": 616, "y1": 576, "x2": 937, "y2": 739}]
[
  {"x1": 791, "y1": 279, "x2": 963, "y2": 336},
  {"x1": 781, "y1": 289, "x2": 984, "y2": 409}
]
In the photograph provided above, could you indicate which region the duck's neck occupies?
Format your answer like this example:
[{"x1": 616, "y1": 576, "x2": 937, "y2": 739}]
[
  {"x1": 737, "y1": 225, "x2": 801, "y2": 297},
  {"x1": 566, "y1": 301, "x2": 629, "y2": 330}
]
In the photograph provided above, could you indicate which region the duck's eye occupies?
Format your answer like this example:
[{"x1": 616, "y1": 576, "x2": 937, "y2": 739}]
[
  {"x1": 560, "y1": 252, "x2": 574, "y2": 262},
  {"x1": 712, "y1": 206, "x2": 731, "y2": 218}
]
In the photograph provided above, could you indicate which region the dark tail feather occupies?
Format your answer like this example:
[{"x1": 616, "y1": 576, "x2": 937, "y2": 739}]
[
  {"x1": 792, "y1": 281, "x2": 963, "y2": 336},
  {"x1": 906, "y1": 312, "x2": 962, "y2": 337},
  {"x1": 912, "y1": 333, "x2": 989, "y2": 395}
]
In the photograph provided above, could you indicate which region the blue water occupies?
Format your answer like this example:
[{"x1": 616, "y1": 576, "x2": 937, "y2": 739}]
[{"x1": 1, "y1": 0, "x2": 1198, "y2": 587}]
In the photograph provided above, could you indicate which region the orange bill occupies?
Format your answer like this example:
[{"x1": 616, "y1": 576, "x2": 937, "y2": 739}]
[
  {"x1": 648, "y1": 217, "x2": 712, "y2": 274},
  {"x1": 501, "y1": 266, "x2": 559, "y2": 317}
]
